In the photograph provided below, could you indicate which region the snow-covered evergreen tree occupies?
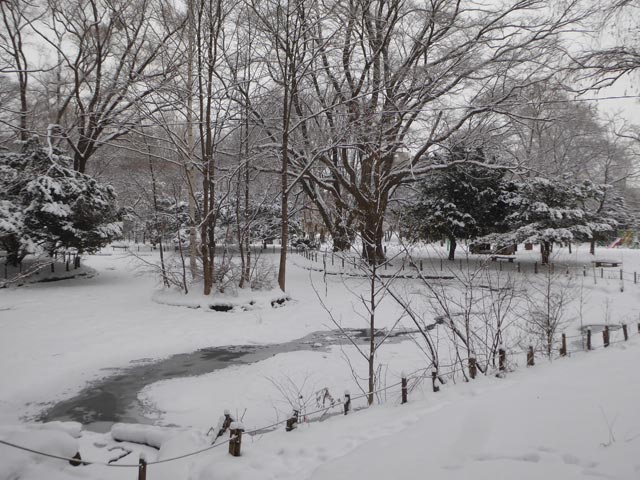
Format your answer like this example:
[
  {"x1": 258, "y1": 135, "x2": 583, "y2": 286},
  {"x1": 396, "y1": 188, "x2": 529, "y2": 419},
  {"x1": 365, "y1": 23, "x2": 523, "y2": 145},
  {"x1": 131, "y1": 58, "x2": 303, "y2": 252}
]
[
  {"x1": 487, "y1": 176, "x2": 620, "y2": 264},
  {"x1": 401, "y1": 148, "x2": 506, "y2": 260},
  {"x1": 0, "y1": 138, "x2": 121, "y2": 265}
]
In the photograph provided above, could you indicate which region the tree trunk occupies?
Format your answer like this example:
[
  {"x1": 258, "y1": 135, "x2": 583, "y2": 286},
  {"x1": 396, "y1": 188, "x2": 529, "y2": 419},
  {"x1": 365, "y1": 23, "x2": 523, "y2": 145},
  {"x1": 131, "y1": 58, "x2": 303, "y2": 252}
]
[
  {"x1": 201, "y1": 173, "x2": 212, "y2": 295},
  {"x1": 277, "y1": 70, "x2": 290, "y2": 292},
  {"x1": 361, "y1": 212, "x2": 385, "y2": 265},
  {"x1": 541, "y1": 241, "x2": 551, "y2": 265},
  {"x1": 590, "y1": 237, "x2": 596, "y2": 255},
  {"x1": 186, "y1": 0, "x2": 198, "y2": 280},
  {"x1": 368, "y1": 262, "x2": 377, "y2": 405},
  {"x1": 448, "y1": 236, "x2": 457, "y2": 261},
  {"x1": 332, "y1": 220, "x2": 352, "y2": 252}
]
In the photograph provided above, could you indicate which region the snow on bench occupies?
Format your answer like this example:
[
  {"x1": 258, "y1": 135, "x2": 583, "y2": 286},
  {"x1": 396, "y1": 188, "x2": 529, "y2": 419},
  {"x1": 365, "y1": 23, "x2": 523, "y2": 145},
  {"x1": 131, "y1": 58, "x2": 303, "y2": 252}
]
[
  {"x1": 489, "y1": 255, "x2": 515, "y2": 263},
  {"x1": 591, "y1": 260, "x2": 622, "y2": 268}
]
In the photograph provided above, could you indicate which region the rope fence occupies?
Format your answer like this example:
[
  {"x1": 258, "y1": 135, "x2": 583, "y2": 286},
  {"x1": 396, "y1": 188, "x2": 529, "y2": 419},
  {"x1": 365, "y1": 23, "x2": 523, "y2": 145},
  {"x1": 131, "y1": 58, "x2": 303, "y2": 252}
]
[{"x1": 2, "y1": 321, "x2": 637, "y2": 478}]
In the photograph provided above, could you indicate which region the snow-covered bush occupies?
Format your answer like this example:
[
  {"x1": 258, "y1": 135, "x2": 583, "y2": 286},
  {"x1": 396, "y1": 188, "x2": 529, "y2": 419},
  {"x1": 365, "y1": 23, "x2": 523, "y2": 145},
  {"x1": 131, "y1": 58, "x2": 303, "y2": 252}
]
[{"x1": 0, "y1": 137, "x2": 121, "y2": 265}]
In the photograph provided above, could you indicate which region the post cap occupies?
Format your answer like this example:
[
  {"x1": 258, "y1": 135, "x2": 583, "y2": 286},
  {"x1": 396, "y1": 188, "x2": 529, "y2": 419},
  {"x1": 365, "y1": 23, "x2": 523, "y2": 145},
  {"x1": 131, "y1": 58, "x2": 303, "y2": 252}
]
[{"x1": 229, "y1": 421, "x2": 244, "y2": 431}]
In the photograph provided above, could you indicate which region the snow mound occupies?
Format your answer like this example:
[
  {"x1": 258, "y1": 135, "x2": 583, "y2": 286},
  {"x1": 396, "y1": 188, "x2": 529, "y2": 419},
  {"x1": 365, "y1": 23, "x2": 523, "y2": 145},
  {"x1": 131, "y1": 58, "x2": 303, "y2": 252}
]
[
  {"x1": 0, "y1": 427, "x2": 78, "y2": 480},
  {"x1": 111, "y1": 423, "x2": 187, "y2": 449},
  {"x1": 153, "y1": 430, "x2": 209, "y2": 480}
]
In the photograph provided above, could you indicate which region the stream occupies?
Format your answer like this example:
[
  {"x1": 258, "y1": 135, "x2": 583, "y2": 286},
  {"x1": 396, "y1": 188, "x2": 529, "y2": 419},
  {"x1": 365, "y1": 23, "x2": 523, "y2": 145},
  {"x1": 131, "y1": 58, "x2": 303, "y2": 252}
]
[{"x1": 37, "y1": 328, "x2": 418, "y2": 432}]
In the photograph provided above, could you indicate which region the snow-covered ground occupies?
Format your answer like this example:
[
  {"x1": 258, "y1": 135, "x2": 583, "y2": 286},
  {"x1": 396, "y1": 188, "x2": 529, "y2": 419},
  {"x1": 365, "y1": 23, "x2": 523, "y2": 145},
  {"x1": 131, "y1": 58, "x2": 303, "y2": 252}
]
[
  {"x1": 1, "y1": 242, "x2": 640, "y2": 479},
  {"x1": 0, "y1": 249, "x2": 407, "y2": 425}
]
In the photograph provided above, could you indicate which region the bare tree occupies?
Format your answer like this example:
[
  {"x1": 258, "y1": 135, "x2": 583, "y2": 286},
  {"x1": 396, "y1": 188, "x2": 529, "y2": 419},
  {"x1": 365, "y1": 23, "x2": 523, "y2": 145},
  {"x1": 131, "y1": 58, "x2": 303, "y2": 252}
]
[
  {"x1": 247, "y1": 0, "x2": 324, "y2": 291},
  {"x1": 28, "y1": 0, "x2": 184, "y2": 172},
  {"x1": 0, "y1": 0, "x2": 40, "y2": 141},
  {"x1": 283, "y1": 0, "x2": 593, "y2": 265},
  {"x1": 575, "y1": 1, "x2": 640, "y2": 90},
  {"x1": 522, "y1": 265, "x2": 576, "y2": 358},
  {"x1": 313, "y1": 241, "x2": 405, "y2": 405}
]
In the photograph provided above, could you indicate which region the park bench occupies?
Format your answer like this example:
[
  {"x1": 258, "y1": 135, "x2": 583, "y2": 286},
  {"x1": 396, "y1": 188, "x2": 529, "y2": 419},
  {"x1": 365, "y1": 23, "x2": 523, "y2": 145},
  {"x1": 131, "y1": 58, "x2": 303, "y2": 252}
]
[
  {"x1": 111, "y1": 245, "x2": 129, "y2": 251},
  {"x1": 490, "y1": 255, "x2": 515, "y2": 263},
  {"x1": 592, "y1": 260, "x2": 621, "y2": 268}
]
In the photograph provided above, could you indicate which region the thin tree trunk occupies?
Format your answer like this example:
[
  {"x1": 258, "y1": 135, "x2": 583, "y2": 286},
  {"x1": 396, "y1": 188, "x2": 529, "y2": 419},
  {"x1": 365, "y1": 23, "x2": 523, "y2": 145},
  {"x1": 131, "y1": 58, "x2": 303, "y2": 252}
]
[
  {"x1": 541, "y1": 241, "x2": 551, "y2": 265},
  {"x1": 186, "y1": 0, "x2": 198, "y2": 280},
  {"x1": 448, "y1": 236, "x2": 457, "y2": 261},
  {"x1": 368, "y1": 261, "x2": 377, "y2": 405}
]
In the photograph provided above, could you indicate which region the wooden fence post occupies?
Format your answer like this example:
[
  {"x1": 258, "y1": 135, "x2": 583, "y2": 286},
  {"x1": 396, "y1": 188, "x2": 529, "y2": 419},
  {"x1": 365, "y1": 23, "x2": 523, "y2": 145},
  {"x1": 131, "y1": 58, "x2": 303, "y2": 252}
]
[
  {"x1": 517, "y1": 262, "x2": 521, "y2": 273},
  {"x1": 440, "y1": 259, "x2": 443, "y2": 271},
  {"x1": 603, "y1": 326, "x2": 610, "y2": 348},
  {"x1": 499, "y1": 348, "x2": 506, "y2": 371},
  {"x1": 420, "y1": 259, "x2": 423, "y2": 271},
  {"x1": 623, "y1": 324, "x2": 628, "y2": 341},
  {"x1": 138, "y1": 455, "x2": 147, "y2": 480},
  {"x1": 583, "y1": 265, "x2": 586, "y2": 277},
  {"x1": 401, "y1": 374, "x2": 408, "y2": 404},
  {"x1": 635, "y1": 272, "x2": 637, "y2": 284},
  {"x1": 432, "y1": 371, "x2": 440, "y2": 392},
  {"x1": 69, "y1": 452, "x2": 82, "y2": 467},
  {"x1": 620, "y1": 269, "x2": 623, "y2": 281},
  {"x1": 286, "y1": 409, "x2": 299, "y2": 432},
  {"x1": 228, "y1": 422, "x2": 244, "y2": 457},
  {"x1": 468, "y1": 358, "x2": 477, "y2": 379},
  {"x1": 534, "y1": 262, "x2": 538, "y2": 274},
  {"x1": 601, "y1": 268, "x2": 604, "y2": 278},
  {"x1": 344, "y1": 391, "x2": 351, "y2": 415},
  {"x1": 587, "y1": 328, "x2": 592, "y2": 351},
  {"x1": 527, "y1": 346, "x2": 534, "y2": 366},
  {"x1": 560, "y1": 333, "x2": 567, "y2": 357}
]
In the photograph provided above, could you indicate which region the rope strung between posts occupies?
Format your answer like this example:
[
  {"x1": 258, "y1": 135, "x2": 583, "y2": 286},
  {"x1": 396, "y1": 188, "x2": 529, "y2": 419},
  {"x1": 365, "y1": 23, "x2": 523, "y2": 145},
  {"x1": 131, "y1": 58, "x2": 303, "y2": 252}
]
[
  {"x1": 0, "y1": 371, "x2": 432, "y2": 467},
  {"x1": 2, "y1": 332, "x2": 637, "y2": 467}
]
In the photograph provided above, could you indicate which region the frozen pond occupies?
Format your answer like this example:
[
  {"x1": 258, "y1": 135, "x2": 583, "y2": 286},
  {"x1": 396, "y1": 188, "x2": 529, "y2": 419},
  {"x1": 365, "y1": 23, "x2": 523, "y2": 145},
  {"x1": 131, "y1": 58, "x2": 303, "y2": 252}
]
[{"x1": 38, "y1": 328, "x2": 419, "y2": 432}]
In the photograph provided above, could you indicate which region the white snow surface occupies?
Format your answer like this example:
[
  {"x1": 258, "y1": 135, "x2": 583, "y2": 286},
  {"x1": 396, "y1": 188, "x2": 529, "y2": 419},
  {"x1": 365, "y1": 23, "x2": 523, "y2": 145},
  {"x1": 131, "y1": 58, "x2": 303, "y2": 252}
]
[{"x1": 1, "y1": 243, "x2": 640, "y2": 479}]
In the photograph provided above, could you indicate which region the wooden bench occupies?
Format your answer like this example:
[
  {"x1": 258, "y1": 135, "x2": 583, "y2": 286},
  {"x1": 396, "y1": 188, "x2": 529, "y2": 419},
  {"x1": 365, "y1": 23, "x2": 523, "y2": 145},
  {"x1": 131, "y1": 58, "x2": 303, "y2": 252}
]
[
  {"x1": 490, "y1": 255, "x2": 515, "y2": 263},
  {"x1": 112, "y1": 245, "x2": 129, "y2": 251},
  {"x1": 592, "y1": 260, "x2": 621, "y2": 268}
]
